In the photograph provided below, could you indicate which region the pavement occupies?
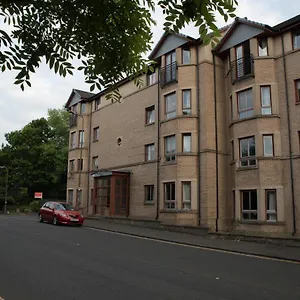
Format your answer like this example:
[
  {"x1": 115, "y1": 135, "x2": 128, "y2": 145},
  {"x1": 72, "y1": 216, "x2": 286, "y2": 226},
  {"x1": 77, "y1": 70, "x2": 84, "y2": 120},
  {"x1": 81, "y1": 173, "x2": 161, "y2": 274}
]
[
  {"x1": 0, "y1": 215, "x2": 300, "y2": 300},
  {"x1": 83, "y1": 218, "x2": 300, "y2": 262}
]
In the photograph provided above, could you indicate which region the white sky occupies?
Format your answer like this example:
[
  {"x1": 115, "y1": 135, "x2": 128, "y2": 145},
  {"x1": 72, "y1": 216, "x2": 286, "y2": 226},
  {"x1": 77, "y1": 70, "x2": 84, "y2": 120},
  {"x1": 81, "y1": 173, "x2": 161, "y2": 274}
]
[{"x1": 0, "y1": 0, "x2": 298, "y2": 144}]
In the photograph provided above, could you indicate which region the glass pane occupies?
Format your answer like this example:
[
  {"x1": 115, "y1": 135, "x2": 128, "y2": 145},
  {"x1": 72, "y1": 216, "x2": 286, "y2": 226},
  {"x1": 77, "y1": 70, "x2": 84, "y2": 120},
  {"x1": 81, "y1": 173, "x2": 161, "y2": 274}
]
[
  {"x1": 183, "y1": 182, "x2": 191, "y2": 201},
  {"x1": 242, "y1": 192, "x2": 249, "y2": 210},
  {"x1": 182, "y1": 49, "x2": 190, "y2": 64},
  {"x1": 242, "y1": 213, "x2": 249, "y2": 220},
  {"x1": 294, "y1": 32, "x2": 300, "y2": 49},
  {"x1": 250, "y1": 213, "x2": 257, "y2": 220},
  {"x1": 267, "y1": 191, "x2": 276, "y2": 210},
  {"x1": 246, "y1": 90, "x2": 253, "y2": 109},
  {"x1": 262, "y1": 107, "x2": 272, "y2": 115},
  {"x1": 240, "y1": 139, "x2": 248, "y2": 158},
  {"x1": 261, "y1": 86, "x2": 271, "y2": 106},
  {"x1": 238, "y1": 92, "x2": 247, "y2": 110},
  {"x1": 183, "y1": 135, "x2": 191, "y2": 152},
  {"x1": 239, "y1": 111, "x2": 248, "y2": 119},
  {"x1": 267, "y1": 214, "x2": 277, "y2": 221},
  {"x1": 183, "y1": 90, "x2": 191, "y2": 108},
  {"x1": 249, "y1": 159, "x2": 256, "y2": 166},
  {"x1": 250, "y1": 191, "x2": 257, "y2": 210},
  {"x1": 263, "y1": 136, "x2": 273, "y2": 156},
  {"x1": 165, "y1": 184, "x2": 171, "y2": 201},
  {"x1": 249, "y1": 137, "x2": 256, "y2": 156},
  {"x1": 171, "y1": 183, "x2": 176, "y2": 200},
  {"x1": 258, "y1": 38, "x2": 268, "y2": 56}
]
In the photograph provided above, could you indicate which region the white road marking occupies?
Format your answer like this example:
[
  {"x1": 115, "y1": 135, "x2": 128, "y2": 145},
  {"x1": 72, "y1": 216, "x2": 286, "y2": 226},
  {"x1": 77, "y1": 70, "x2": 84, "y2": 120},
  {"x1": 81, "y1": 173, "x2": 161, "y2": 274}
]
[{"x1": 87, "y1": 227, "x2": 300, "y2": 265}]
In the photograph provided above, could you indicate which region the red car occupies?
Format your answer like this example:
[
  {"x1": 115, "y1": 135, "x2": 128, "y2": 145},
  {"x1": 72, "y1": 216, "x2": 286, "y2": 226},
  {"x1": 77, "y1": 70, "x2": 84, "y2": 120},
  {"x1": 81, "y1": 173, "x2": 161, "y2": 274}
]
[{"x1": 38, "y1": 201, "x2": 84, "y2": 226}]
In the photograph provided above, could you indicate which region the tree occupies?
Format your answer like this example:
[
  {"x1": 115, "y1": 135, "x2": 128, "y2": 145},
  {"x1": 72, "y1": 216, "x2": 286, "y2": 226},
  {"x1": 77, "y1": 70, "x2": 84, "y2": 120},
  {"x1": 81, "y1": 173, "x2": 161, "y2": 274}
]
[
  {"x1": 0, "y1": 108, "x2": 69, "y2": 205},
  {"x1": 0, "y1": 0, "x2": 238, "y2": 96}
]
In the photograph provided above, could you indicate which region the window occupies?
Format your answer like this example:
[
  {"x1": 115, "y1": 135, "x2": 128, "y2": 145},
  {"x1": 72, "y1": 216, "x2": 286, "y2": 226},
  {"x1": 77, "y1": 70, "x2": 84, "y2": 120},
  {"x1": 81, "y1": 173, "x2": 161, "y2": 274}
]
[
  {"x1": 239, "y1": 136, "x2": 256, "y2": 167},
  {"x1": 238, "y1": 89, "x2": 253, "y2": 119},
  {"x1": 261, "y1": 86, "x2": 272, "y2": 115},
  {"x1": 182, "y1": 90, "x2": 191, "y2": 115},
  {"x1": 295, "y1": 79, "x2": 300, "y2": 103},
  {"x1": 94, "y1": 98, "x2": 101, "y2": 110},
  {"x1": 230, "y1": 95, "x2": 233, "y2": 121},
  {"x1": 93, "y1": 127, "x2": 99, "y2": 141},
  {"x1": 69, "y1": 160, "x2": 75, "y2": 172},
  {"x1": 166, "y1": 51, "x2": 176, "y2": 66},
  {"x1": 80, "y1": 103, "x2": 86, "y2": 114},
  {"x1": 72, "y1": 104, "x2": 78, "y2": 113},
  {"x1": 182, "y1": 182, "x2": 191, "y2": 210},
  {"x1": 70, "y1": 132, "x2": 76, "y2": 149},
  {"x1": 148, "y1": 71, "x2": 157, "y2": 85},
  {"x1": 79, "y1": 130, "x2": 84, "y2": 147},
  {"x1": 231, "y1": 140, "x2": 234, "y2": 161},
  {"x1": 92, "y1": 156, "x2": 99, "y2": 169},
  {"x1": 145, "y1": 185, "x2": 154, "y2": 203},
  {"x1": 266, "y1": 190, "x2": 277, "y2": 221},
  {"x1": 67, "y1": 190, "x2": 73, "y2": 204},
  {"x1": 145, "y1": 106, "x2": 155, "y2": 124},
  {"x1": 165, "y1": 93, "x2": 176, "y2": 119},
  {"x1": 182, "y1": 133, "x2": 191, "y2": 152},
  {"x1": 258, "y1": 38, "x2": 268, "y2": 56},
  {"x1": 263, "y1": 135, "x2": 274, "y2": 157},
  {"x1": 165, "y1": 135, "x2": 176, "y2": 162},
  {"x1": 182, "y1": 48, "x2": 191, "y2": 64},
  {"x1": 164, "y1": 182, "x2": 176, "y2": 209},
  {"x1": 241, "y1": 190, "x2": 258, "y2": 220},
  {"x1": 77, "y1": 158, "x2": 83, "y2": 171},
  {"x1": 293, "y1": 29, "x2": 300, "y2": 49},
  {"x1": 145, "y1": 143, "x2": 155, "y2": 161}
]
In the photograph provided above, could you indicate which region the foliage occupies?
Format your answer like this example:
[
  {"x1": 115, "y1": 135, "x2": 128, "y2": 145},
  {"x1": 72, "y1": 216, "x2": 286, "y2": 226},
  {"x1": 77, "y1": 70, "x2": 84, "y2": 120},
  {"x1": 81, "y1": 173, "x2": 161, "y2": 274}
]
[
  {"x1": 0, "y1": 0, "x2": 238, "y2": 98},
  {"x1": 0, "y1": 108, "x2": 69, "y2": 204},
  {"x1": 29, "y1": 200, "x2": 41, "y2": 212}
]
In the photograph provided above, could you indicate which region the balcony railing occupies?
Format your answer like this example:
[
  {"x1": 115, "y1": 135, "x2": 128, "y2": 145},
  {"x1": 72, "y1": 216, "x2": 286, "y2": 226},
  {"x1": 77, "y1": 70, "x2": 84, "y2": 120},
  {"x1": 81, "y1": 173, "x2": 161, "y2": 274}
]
[
  {"x1": 69, "y1": 114, "x2": 77, "y2": 128},
  {"x1": 160, "y1": 62, "x2": 177, "y2": 87},
  {"x1": 231, "y1": 54, "x2": 254, "y2": 83}
]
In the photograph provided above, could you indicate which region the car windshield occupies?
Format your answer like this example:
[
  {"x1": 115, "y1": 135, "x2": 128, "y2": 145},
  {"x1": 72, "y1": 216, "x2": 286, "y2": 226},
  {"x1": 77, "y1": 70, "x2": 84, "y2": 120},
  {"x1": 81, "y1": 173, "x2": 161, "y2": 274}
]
[{"x1": 54, "y1": 203, "x2": 75, "y2": 211}]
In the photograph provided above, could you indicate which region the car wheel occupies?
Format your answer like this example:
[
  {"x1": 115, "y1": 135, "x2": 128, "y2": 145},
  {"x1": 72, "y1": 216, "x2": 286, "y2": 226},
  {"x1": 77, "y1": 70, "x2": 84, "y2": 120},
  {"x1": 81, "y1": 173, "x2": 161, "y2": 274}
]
[
  {"x1": 38, "y1": 214, "x2": 43, "y2": 223},
  {"x1": 53, "y1": 216, "x2": 59, "y2": 226}
]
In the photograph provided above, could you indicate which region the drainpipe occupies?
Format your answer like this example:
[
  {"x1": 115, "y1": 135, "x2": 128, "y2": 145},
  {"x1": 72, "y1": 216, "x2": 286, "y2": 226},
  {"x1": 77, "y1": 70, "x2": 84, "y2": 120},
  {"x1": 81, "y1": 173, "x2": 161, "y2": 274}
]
[
  {"x1": 213, "y1": 53, "x2": 219, "y2": 232},
  {"x1": 196, "y1": 44, "x2": 201, "y2": 226},
  {"x1": 156, "y1": 69, "x2": 160, "y2": 220},
  {"x1": 281, "y1": 34, "x2": 297, "y2": 235},
  {"x1": 86, "y1": 102, "x2": 93, "y2": 216}
]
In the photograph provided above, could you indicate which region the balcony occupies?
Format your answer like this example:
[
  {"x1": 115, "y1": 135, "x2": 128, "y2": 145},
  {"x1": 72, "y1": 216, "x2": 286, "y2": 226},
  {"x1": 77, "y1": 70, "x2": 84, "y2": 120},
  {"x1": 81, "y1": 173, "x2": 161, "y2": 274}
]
[
  {"x1": 231, "y1": 54, "x2": 254, "y2": 84},
  {"x1": 160, "y1": 62, "x2": 177, "y2": 87},
  {"x1": 69, "y1": 114, "x2": 77, "y2": 128}
]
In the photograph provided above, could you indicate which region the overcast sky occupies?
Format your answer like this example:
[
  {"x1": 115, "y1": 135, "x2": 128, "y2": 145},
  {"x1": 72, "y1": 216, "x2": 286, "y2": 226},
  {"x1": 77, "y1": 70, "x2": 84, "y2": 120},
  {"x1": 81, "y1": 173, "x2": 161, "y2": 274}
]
[{"x1": 0, "y1": 0, "x2": 298, "y2": 144}]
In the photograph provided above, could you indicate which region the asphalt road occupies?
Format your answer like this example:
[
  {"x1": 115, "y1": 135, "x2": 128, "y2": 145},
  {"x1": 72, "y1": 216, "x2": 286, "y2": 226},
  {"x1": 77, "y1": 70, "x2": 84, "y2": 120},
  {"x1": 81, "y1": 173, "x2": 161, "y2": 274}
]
[{"x1": 0, "y1": 216, "x2": 299, "y2": 300}]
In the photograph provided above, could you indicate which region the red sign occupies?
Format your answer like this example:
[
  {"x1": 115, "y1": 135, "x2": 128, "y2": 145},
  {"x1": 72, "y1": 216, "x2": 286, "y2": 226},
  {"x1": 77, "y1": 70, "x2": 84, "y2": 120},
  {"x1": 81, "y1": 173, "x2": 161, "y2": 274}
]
[{"x1": 34, "y1": 192, "x2": 43, "y2": 199}]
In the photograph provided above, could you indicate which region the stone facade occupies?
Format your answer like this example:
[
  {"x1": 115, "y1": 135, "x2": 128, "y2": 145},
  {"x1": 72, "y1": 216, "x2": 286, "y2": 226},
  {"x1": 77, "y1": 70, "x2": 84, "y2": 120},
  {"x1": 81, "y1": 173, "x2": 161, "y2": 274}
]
[{"x1": 66, "y1": 16, "x2": 300, "y2": 237}]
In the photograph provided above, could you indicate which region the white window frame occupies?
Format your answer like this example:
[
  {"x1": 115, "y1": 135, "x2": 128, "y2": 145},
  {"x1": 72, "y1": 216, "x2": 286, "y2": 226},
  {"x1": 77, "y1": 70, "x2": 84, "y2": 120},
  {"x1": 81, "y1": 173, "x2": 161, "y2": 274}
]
[
  {"x1": 238, "y1": 89, "x2": 254, "y2": 119},
  {"x1": 182, "y1": 90, "x2": 191, "y2": 115},
  {"x1": 182, "y1": 133, "x2": 191, "y2": 153},
  {"x1": 258, "y1": 37, "x2": 268, "y2": 56},
  {"x1": 239, "y1": 136, "x2": 256, "y2": 167},
  {"x1": 145, "y1": 144, "x2": 155, "y2": 161},
  {"x1": 164, "y1": 182, "x2": 176, "y2": 209},
  {"x1": 70, "y1": 132, "x2": 76, "y2": 149},
  {"x1": 182, "y1": 182, "x2": 191, "y2": 210},
  {"x1": 79, "y1": 130, "x2": 84, "y2": 148},
  {"x1": 92, "y1": 156, "x2": 99, "y2": 169},
  {"x1": 263, "y1": 135, "x2": 274, "y2": 157},
  {"x1": 165, "y1": 93, "x2": 176, "y2": 119},
  {"x1": 266, "y1": 190, "x2": 277, "y2": 222},
  {"x1": 241, "y1": 190, "x2": 258, "y2": 220},
  {"x1": 182, "y1": 48, "x2": 191, "y2": 64},
  {"x1": 165, "y1": 135, "x2": 176, "y2": 162},
  {"x1": 261, "y1": 86, "x2": 272, "y2": 115},
  {"x1": 146, "y1": 106, "x2": 155, "y2": 124},
  {"x1": 145, "y1": 185, "x2": 154, "y2": 203}
]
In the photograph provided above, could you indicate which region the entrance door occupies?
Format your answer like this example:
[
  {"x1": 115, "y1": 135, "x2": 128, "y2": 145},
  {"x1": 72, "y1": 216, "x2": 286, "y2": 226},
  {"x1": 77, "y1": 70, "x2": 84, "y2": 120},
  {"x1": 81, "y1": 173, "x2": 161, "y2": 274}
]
[
  {"x1": 94, "y1": 177, "x2": 111, "y2": 215},
  {"x1": 114, "y1": 176, "x2": 128, "y2": 216}
]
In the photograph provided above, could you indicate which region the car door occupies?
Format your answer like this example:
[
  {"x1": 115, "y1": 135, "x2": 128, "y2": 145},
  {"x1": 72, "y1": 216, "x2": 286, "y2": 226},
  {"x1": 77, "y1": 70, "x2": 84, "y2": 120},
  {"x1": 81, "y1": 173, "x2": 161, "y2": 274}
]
[
  {"x1": 40, "y1": 202, "x2": 49, "y2": 220},
  {"x1": 47, "y1": 202, "x2": 55, "y2": 222}
]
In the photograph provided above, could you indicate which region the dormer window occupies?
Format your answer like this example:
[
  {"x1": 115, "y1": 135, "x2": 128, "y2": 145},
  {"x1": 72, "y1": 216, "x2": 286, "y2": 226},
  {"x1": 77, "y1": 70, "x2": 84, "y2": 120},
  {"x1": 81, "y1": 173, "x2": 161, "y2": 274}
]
[
  {"x1": 161, "y1": 51, "x2": 177, "y2": 86},
  {"x1": 258, "y1": 37, "x2": 268, "y2": 56},
  {"x1": 165, "y1": 51, "x2": 176, "y2": 66}
]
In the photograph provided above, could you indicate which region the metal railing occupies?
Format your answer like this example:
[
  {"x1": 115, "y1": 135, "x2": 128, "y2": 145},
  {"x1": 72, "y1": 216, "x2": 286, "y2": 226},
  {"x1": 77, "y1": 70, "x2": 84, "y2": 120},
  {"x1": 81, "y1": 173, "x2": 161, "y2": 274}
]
[
  {"x1": 160, "y1": 62, "x2": 177, "y2": 87},
  {"x1": 69, "y1": 114, "x2": 77, "y2": 128},
  {"x1": 231, "y1": 54, "x2": 254, "y2": 83}
]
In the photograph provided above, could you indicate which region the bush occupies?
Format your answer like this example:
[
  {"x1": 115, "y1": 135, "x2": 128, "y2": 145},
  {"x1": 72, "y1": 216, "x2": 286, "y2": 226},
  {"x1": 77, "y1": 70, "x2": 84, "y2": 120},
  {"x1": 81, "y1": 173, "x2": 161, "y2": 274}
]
[
  {"x1": 24, "y1": 208, "x2": 32, "y2": 213},
  {"x1": 29, "y1": 200, "x2": 41, "y2": 212}
]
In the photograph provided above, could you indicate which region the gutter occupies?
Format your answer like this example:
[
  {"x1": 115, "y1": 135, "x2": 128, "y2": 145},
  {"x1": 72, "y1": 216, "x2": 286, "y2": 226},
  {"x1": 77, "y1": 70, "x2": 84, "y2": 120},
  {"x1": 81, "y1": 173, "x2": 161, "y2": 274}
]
[
  {"x1": 156, "y1": 70, "x2": 161, "y2": 220},
  {"x1": 86, "y1": 106, "x2": 93, "y2": 216},
  {"x1": 213, "y1": 54, "x2": 219, "y2": 233},
  {"x1": 196, "y1": 44, "x2": 201, "y2": 226},
  {"x1": 281, "y1": 34, "x2": 297, "y2": 235}
]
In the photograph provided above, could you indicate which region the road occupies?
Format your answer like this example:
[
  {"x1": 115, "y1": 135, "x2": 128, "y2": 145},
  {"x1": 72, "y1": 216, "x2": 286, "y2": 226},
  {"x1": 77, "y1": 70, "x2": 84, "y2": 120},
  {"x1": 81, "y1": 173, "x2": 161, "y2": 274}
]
[{"x1": 0, "y1": 216, "x2": 299, "y2": 300}]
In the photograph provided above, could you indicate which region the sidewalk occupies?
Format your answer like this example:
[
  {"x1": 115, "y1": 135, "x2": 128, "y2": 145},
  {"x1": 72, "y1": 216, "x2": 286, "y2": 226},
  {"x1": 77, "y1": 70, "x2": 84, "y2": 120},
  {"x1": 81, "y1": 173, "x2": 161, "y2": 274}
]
[{"x1": 84, "y1": 218, "x2": 300, "y2": 262}]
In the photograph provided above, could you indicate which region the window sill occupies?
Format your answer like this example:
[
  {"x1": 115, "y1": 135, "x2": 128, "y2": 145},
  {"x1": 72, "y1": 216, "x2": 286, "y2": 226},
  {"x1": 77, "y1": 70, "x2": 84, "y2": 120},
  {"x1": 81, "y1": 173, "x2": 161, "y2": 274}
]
[
  {"x1": 92, "y1": 140, "x2": 99, "y2": 143},
  {"x1": 144, "y1": 159, "x2": 156, "y2": 164},
  {"x1": 237, "y1": 220, "x2": 285, "y2": 226},
  {"x1": 296, "y1": 101, "x2": 300, "y2": 105},
  {"x1": 69, "y1": 147, "x2": 88, "y2": 151},
  {"x1": 144, "y1": 202, "x2": 155, "y2": 206},
  {"x1": 145, "y1": 122, "x2": 155, "y2": 127},
  {"x1": 177, "y1": 152, "x2": 197, "y2": 156},
  {"x1": 232, "y1": 73, "x2": 255, "y2": 84},
  {"x1": 160, "y1": 209, "x2": 197, "y2": 213},
  {"x1": 178, "y1": 63, "x2": 196, "y2": 67},
  {"x1": 229, "y1": 114, "x2": 280, "y2": 127},
  {"x1": 236, "y1": 166, "x2": 258, "y2": 171},
  {"x1": 160, "y1": 114, "x2": 197, "y2": 125}
]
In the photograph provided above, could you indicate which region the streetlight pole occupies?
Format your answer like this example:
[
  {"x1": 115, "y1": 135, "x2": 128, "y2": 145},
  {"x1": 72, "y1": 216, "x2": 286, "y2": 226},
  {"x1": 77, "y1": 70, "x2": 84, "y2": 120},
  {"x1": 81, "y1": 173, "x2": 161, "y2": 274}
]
[
  {"x1": 0, "y1": 166, "x2": 8, "y2": 214},
  {"x1": 69, "y1": 111, "x2": 84, "y2": 211}
]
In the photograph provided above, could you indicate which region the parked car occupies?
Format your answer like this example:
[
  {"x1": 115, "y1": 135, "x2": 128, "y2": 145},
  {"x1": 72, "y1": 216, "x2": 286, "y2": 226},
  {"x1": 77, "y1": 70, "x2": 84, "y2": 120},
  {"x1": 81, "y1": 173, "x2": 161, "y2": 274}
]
[{"x1": 38, "y1": 201, "x2": 84, "y2": 226}]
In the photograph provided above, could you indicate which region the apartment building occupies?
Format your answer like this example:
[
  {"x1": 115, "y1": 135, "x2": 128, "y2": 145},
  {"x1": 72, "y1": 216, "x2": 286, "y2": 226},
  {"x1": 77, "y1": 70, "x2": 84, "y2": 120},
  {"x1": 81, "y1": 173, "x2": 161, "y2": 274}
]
[{"x1": 65, "y1": 14, "x2": 300, "y2": 236}]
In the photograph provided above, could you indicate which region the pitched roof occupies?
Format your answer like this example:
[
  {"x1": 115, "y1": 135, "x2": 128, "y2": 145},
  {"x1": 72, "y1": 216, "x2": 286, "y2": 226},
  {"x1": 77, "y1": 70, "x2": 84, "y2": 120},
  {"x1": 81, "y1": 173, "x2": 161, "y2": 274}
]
[
  {"x1": 65, "y1": 88, "x2": 96, "y2": 108},
  {"x1": 148, "y1": 31, "x2": 195, "y2": 60},
  {"x1": 273, "y1": 14, "x2": 300, "y2": 31}
]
